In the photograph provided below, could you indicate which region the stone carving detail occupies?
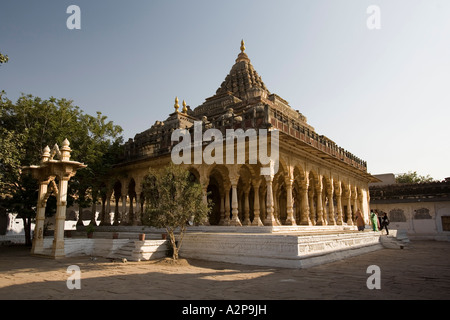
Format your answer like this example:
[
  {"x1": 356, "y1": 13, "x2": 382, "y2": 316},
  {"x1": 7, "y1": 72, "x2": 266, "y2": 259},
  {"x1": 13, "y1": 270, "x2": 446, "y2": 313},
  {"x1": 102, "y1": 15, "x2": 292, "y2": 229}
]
[
  {"x1": 389, "y1": 208, "x2": 407, "y2": 222},
  {"x1": 414, "y1": 208, "x2": 432, "y2": 220}
]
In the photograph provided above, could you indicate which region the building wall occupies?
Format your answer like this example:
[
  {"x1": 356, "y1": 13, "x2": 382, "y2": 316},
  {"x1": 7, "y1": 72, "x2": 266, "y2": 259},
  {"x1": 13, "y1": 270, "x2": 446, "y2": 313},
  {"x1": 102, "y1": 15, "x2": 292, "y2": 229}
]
[{"x1": 371, "y1": 201, "x2": 450, "y2": 240}]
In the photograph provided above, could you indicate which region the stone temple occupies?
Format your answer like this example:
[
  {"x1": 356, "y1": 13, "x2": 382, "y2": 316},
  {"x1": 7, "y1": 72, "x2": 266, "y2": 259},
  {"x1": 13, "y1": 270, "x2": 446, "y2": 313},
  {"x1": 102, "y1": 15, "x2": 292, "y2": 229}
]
[{"x1": 108, "y1": 40, "x2": 379, "y2": 230}]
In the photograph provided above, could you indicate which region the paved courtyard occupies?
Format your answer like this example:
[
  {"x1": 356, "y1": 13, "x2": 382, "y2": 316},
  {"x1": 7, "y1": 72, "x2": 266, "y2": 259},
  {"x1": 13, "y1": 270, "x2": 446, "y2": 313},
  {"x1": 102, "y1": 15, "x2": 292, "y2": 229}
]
[{"x1": 0, "y1": 240, "x2": 449, "y2": 300}]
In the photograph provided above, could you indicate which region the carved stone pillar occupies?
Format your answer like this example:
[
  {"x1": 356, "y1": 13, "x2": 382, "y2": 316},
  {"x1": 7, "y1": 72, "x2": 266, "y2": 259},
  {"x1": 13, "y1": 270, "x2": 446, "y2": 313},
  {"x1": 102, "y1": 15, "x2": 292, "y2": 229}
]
[
  {"x1": 299, "y1": 179, "x2": 310, "y2": 225},
  {"x1": 346, "y1": 185, "x2": 353, "y2": 226},
  {"x1": 31, "y1": 180, "x2": 49, "y2": 255},
  {"x1": 89, "y1": 200, "x2": 97, "y2": 227},
  {"x1": 284, "y1": 177, "x2": 296, "y2": 225},
  {"x1": 352, "y1": 186, "x2": 358, "y2": 224},
  {"x1": 134, "y1": 188, "x2": 142, "y2": 226},
  {"x1": 308, "y1": 188, "x2": 316, "y2": 225},
  {"x1": 120, "y1": 193, "x2": 128, "y2": 225},
  {"x1": 327, "y1": 185, "x2": 336, "y2": 225},
  {"x1": 100, "y1": 190, "x2": 112, "y2": 226},
  {"x1": 242, "y1": 185, "x2": 251, "y2": 226},
  {"x1": 51, "y1": 175, "x2": 70, "y2": 258},
  {"x1": 251, "y1": 179, "x2": 263, "y2": 226},
  {"x1": 105, "y1": 191, "x2": 112, "y2": 225},
  {"x1": 273, "y1": 186, "x2": 280, "y2": 226},
  {"x1": 224, "y1": 184, "x2": 231, "y2": 226},
  {"x1": 263, "y1": 174, "x2": 276, "y2": 226},
  {"x1": 113, "y1": 191, "x2": 120, "y2": 226},
  {"x1": 315, "y1": 177, "x2": 325, "y2": 225},
  {"x1": 229, "y1": 176, "x2": 241, "y2": 226},
  {"x1": 335, "y1": 182, "x2": 344, "y2": 225}
]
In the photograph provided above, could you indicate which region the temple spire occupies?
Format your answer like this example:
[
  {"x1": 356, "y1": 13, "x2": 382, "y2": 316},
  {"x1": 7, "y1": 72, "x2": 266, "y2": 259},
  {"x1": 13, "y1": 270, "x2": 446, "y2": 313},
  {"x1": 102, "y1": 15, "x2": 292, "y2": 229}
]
[{"x1": 240, "y1": 39, "x2": 246, "y2": 53}]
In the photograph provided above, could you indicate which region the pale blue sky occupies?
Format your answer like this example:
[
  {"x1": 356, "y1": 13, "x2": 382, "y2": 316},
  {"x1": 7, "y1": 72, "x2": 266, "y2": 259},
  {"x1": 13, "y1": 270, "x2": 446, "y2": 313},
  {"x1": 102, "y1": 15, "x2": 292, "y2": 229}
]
[{"x1": 1, "y1": 0, "x2": 449, "y2": 180}]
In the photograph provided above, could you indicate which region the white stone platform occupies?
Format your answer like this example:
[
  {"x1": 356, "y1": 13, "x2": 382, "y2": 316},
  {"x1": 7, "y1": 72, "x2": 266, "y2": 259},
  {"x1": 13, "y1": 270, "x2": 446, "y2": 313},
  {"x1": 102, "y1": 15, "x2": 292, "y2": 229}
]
[
  {"x1": 33, "y1": 225, "x2": 386, "y2": 268},
  {"x1": 39, "y1": 238, "x2": 168, "y2": 261},
  {"x1": 180, "y1": 229, "x2": 383, "y2": 269}
]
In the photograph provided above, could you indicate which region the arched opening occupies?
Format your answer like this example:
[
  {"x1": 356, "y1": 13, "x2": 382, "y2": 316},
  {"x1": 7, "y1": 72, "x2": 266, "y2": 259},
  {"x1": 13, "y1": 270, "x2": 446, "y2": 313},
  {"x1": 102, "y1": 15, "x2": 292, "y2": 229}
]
[
  {"x1": 113, "y1": 180, "x2": 122, "y2": 226},
  {"x1": 127, "y1": 179, "x2": 136, "y2": 225},
  {"x1": 207, "y1": 177, "x2": 221, "y2": 225}
]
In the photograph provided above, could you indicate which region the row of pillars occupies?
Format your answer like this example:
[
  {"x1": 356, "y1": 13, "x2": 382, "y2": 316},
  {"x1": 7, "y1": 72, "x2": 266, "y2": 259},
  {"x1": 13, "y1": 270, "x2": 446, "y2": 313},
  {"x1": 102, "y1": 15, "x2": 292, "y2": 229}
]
[{"x1": 199, "y1": 169, "x2": 365, "y2": 227}]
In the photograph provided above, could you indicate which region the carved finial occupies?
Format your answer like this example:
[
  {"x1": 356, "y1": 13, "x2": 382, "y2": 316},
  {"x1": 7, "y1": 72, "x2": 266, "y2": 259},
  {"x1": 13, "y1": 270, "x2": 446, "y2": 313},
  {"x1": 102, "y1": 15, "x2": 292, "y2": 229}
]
[
  {"x1": 236, "y1": 39, "x2": 250, "y2": 63},
  {"x1": 174, "y1": 96, "x2": 180, "y2": 112},
  {"x1": 182, "y1": 100, "x2": 188, "y2": 114},
  {"x1": 62, "y1": 138, "x2": 70, "y2": 148},
  {"x1": 60, "y1": 138, "x2": 71, "y2": 161},
  {"x1": 41, "y1": 146, "x2": 50, "y2": 162}
]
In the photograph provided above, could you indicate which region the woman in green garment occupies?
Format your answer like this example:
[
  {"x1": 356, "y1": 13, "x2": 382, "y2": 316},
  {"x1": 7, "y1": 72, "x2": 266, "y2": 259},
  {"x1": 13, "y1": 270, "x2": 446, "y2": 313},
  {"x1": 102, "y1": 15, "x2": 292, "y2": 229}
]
[{"x1": 370, "y1": 209, "x2": 379, "y2": 231}]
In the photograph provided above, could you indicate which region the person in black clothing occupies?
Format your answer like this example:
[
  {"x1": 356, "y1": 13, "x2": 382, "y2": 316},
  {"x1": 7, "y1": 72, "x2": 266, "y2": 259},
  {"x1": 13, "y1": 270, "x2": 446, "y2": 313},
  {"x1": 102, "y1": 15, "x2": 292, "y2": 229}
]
[{"x1": 380, "y1": 212, "x2": 390, "y2": 235}]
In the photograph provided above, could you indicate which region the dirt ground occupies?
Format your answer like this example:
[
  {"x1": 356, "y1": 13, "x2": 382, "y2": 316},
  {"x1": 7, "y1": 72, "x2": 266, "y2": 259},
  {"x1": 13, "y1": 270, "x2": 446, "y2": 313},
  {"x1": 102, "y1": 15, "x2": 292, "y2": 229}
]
[{"x1": 0, "y1": 240, "x2": 449, "y2": 301}]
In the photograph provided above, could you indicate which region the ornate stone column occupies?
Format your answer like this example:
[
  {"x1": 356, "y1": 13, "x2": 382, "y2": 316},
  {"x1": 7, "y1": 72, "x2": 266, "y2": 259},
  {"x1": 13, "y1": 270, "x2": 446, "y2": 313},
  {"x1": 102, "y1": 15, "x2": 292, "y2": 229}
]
[
  {"x1": 89, "y1": 199, "x2": 97, "y2": 227},
  {"x1": 352, "y1": 186, "x2": 358, "y2": 224},
  {"x1": 251, "y1": 179, "x2": 263, "y2": 226},
  {"x1": 113, "y1": 191, "x2": 120, "y2": 226},
  {"x1": 224, "y1": 184, "x2": 231, "y2": 226},
  {"x1": 120, "y1": 192, "x2": 128, "y2": 225},
  {"x1": 229, "y1": 175, "x2": 241, "y2": 226},
  {"x1": 327, "y1": 184, "x2": 336, "y2": 225},
  {"x1": 273, "y1": 186, "x2": 280, "y2": 226},
  {"x1": 263, "y1": 174, "x2": 276, "y2": 226},
  {"x1": 299, "y1": 179, "x2": 311, "y2": 225},
  {"x1": 242, "y1": 185, "x2": 251, "y2": 226},
  {"x1": 346, "y1": 185, "x2": 353, "y2": 226},
  {"x1": 128, "y1": 194, "x2": 135, "y2": 225},
  {"x1": 100, "y1": 190, "x2": 112, "y2": 226},
  {"x1": 105, "y1": 191, "x2": 112, "y2": 225},
  {"x1": 308, "y1": 187, "x2": 316, "y2": 225},
  {"x1": 31, "y1": 179, "x2": 50, "y2": 255},
  {"x1": 335, "y1": 182, "x2": 344, "y2": 225},
  {"x1": 358, "y1": 188, "x2": 365, "y2": 216},
  {"x1": 284, "y1": 177, "x2": 296, "y2": 225},
  {"x1": 134, "y1": 186, "x2": 142, "y2": 226},
  {"x1": 315, "y1": 176, "x2": 325, "y2": 225},
  {"x1": 52, "y1": 174, "x2": 70, "y2": 258}
]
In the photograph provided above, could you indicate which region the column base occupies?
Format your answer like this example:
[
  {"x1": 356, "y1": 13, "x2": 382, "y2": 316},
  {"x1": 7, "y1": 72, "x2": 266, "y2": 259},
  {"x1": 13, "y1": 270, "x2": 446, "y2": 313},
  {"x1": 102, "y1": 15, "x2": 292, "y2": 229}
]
[
  {"x1": 51, "y1": 239, "x2": 65, "y2": 258},
  {"x1": 31, "y1": 239, "x2": 44, "y2": 255},
  {"x1": 251, "y1": 218, "x2": 264, "y2": 226},
  {"x1": 229, "y1": 217, "x2": 242, "y2": 226},
  {"x1": 284, "y1": 218, "x2": 297, "y2": 226},
  {"x1": 263, "y1": 216, "x2": 277, "y2": 226},
  {"x1": 315, "y1": 218, "x2": 326, "y2": 226}
]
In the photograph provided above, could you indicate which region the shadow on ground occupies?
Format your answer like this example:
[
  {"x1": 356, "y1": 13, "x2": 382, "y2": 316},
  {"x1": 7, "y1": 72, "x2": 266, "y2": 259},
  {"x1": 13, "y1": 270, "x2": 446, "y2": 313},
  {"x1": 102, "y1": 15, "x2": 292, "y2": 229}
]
[{"x1": 0, "y1": 241, "x2": 449, "y2": 300}]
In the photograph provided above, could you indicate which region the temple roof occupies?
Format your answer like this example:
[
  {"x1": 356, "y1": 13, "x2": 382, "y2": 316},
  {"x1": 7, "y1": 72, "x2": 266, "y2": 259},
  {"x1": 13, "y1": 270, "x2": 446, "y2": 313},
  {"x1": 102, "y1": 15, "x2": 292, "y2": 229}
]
[{"x1": 214, "y1": 40, "x2": 270, "y2": 100}]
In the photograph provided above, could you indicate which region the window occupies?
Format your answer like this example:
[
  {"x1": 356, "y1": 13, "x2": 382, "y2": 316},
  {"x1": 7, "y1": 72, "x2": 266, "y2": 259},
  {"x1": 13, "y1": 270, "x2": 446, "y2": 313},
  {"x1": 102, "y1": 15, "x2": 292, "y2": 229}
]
[{"x1": 442, "y1": 216, "x2": 450, "y2": 231}]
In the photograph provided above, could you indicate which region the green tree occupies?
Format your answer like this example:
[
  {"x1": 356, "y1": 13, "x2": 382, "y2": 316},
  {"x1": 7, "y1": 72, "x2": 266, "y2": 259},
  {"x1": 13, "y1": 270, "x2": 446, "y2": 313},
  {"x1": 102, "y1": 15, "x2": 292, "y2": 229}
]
[
  {"x1": 395, "y1": 171, "x2": 435, "y2": 184},
  {"x1": 0, "y1": 92, "x2": 123, "y2": 245},
  {"x1": 0, "y1": 52, "x2": 8, "y2": 65},
  {"x1": 142, "y1": 164, "x2": 211, "y2": 260}
]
